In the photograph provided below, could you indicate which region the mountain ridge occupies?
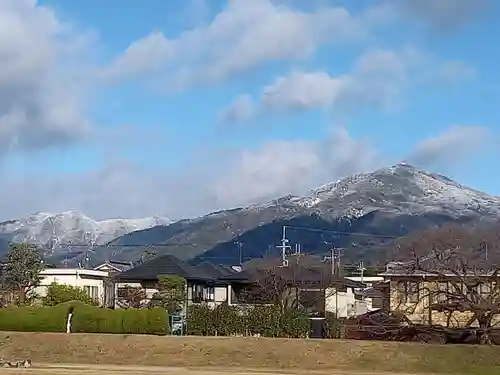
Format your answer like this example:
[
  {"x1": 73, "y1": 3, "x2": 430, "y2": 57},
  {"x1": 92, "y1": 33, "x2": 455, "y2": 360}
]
[
  {"x1": 73, "y1": 163, "x2": 500, "y2": 266},
  {"x1": 3, "y1": 164, "x2": 498, "y2": 266},
  {"x1": 0, "y1": 211, "x2": 172, "y2": 254}
]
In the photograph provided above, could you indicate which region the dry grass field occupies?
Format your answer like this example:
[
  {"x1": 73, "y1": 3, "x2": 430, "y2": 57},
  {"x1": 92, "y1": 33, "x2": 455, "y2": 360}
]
[{"x1": 0, "y1": 332, "x2": 499, "y2": 374}]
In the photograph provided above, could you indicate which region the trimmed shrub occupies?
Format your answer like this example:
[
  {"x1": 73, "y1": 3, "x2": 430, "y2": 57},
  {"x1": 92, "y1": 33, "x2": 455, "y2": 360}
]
[
  {"x1": 279, "y1": 308, "x2": 310, "y2": 338},
  {"x1": 212, "y1": 303, "x2": 243, "y2": 336},
  {"x1": 186, "y1": 304, "x2": 214, "y2": 336},
  {"x1": 187, "y1": 304, "x2": 310, "y2": 338},
  {"x1": 0, "y1": 302, "x2": 73, "y2": 332},
  {"x1": 246, "y1": 305, "x2": 280, "y2": 337},
  {"x1": 325, "y1": 312, "x2": 342, "y2": 339},
  {"x1": 0, "y1": 301, "x2": 169, "y2": 335}
]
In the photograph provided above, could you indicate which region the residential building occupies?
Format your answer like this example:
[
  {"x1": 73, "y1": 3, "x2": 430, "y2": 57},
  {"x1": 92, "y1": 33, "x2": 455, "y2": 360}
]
[
  {"x1": 325, "y1": 276, "x2": 383, "y2": 317},
  {"x1": 34, "y1": 268, "x2": 110, "y2": 305},
  {"x1": 220, "y1": 264, "x2": 369, "y2": 317},
  {"x1": 115, "y1": 255, "x2": 233, "y2": 309},
  {"x1": 94, "y1": 260, "x2": 133, "y2": 276},
  {"x1": 379, "y1": 257, "x2": 499, "y2": 327}
]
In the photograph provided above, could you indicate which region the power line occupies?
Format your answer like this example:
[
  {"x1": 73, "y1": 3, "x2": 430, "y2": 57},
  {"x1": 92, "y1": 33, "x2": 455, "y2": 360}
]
[{"x1": 283, "y1": 225, "x2": 399, "y2": 239}]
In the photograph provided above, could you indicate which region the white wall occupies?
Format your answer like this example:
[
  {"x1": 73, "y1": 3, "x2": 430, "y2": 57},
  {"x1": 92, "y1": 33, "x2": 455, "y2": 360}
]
[
  {"x1": 325, "y1": 287, "x2": 356, "y2": 317},
  {"x1": 325, "y1": 277, "x2": 385, "y2": 317},
  {"x1": 34, "y1": 268, "x2": 109, "y2": 305}
]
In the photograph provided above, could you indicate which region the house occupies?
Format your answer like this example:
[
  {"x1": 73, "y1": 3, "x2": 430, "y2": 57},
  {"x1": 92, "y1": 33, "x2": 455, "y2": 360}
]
[
  {"x1": 115, "y1": 255, "x2": 233, "y2": 309},
  {"x1": 94, "y1": 260, "x2": 133, "y2": 275},
  {"x1": 379, "y1": 255, "x2": 500, "y2": 327},
  {"x1": 34, "y1": 268, "x2": 111, "y2": 306},
  {"x1": 326, "y1": 276, "x2": 384, "y2": 317},
  {"x1": 219, "y1": 264, "x2": 369, "y2": 317},
  {"x1": 194, "y1": 262, "x2": 240, "y2": 306}
]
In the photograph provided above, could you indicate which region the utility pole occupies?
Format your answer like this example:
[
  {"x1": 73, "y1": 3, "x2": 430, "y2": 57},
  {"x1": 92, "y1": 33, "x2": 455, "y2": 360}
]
[
  {"x1": 276, "y1": 226, "x2": 291, "y2": 267},
  {"x1": 358, "y1": 261, "x2": 365, "y2": 283},
  {"x1": 235, "y1": 241, "x2": 243, "y2": 265},
  {"x1": 330, "y1": 247, "x2": 335, "y2": 275},
  {"x1": 334, "y1": 248, "x2": 343, "y2": 276}
]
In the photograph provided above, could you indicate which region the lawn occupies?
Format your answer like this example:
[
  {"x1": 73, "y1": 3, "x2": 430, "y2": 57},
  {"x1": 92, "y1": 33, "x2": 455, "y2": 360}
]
[{"x1": 0, "y1": 332, "x2": 499, "y2": 374}]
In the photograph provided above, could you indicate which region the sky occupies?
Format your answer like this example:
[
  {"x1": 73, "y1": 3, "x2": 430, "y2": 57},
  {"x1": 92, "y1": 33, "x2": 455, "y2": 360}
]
[{"x1": 0, "y1": 0, "x2": 499, "y2": 221}]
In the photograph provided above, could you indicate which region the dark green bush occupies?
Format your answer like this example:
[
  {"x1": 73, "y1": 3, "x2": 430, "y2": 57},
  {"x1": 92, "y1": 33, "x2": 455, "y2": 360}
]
[
  {"x1": 0, "y1": 301, "x2": 169, "y2": 335},
  {"x1": 187, "y1": 304, "x2": 310, "y2": 338},
  {"x1": 186, "y1": 304, "x2": 214, "y2": 335},
  {"x1": 246, "y1": 305, "x2": 280, "y2": 337},
  {"x1": 325, "y1": 312, "x2": 342, "y2": 339},
  {"x1": 212, "y1": 303, "x2": 243, "y2": 336},
  {"x1": 0, "y1": 304, "x2": 68, "y2": 332}
]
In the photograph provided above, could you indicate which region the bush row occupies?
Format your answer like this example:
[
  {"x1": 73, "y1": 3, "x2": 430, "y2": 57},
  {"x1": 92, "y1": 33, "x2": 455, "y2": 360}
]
[
  {"x1": 186, "y1": 304, "x2": 341, "y2": 338},
  {"x1": 0, "y1": 301, "x2": 169, "y2": 335}
]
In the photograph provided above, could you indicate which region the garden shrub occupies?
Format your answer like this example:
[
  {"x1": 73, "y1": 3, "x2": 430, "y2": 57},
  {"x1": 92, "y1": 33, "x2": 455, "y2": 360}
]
[
  {"x1": 187, "y1": 303, "x2": 310, "y2": 338},
  {"x1": 325, "y1": 312, "x2": 341, "y2": 339},
  {"x1": 279, "y1": 308, "x2": 310, "y2": 338},
  {"x1": 186, "y1": 304, "x2": 214, "y2": 335},
  {"x1": 212, "y1": 303, "x2": 243, "y2": 336},
  {"x1": 42, "y1": 283, "x2": 97, "y2": 306},
  {"x1": 246, "y1": 305, "x2": 281, "y2": 337},
  {"x1": 0, "y1": 301, "x2": 169, "y2": 335},
  {"x1": 0, "y1": 302, "x2": 73, "y2": 332}
]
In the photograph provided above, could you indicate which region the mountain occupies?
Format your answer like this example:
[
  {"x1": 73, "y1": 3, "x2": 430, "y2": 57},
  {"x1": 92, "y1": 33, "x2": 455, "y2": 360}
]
[
  {"x1": 0, "y1": 211, "x2": 172, "y2": 256},
  {"x1": 91, "y1": 164, "x2": 500, "y2": 266}
]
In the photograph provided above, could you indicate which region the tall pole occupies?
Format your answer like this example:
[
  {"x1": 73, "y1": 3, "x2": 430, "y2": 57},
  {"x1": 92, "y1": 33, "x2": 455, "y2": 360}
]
[
  {"x1": 331, "y1": 248, "x2": 335, "y2": 275},
  {"x1": 235, "y1": 241, "x2": 243, "y2": 265},
  {"x1": 277, "y1": 225, "x2": 290, "y2": 267}
]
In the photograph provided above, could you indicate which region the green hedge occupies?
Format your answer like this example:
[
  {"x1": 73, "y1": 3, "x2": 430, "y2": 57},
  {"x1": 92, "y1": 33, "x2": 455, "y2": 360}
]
[
  {"x1": 0, "y1": 301, "x2": 169, "y2": 335},
  {"x1": 186, "y1": 304, "x2": 311, "y2": 338}
]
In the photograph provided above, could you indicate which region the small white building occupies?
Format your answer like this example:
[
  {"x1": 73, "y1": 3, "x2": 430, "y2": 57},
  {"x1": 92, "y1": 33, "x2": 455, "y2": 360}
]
[
  {"x1": 325, "y1": 276, "x2": 385, "y2": 318},
  {"x1": 34, "y1": 268, "x2": 110, "y2": 305}
]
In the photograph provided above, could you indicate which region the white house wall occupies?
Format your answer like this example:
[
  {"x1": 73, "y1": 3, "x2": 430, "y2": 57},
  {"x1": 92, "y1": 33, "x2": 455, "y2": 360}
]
[{"x1": 34, "y1": 269, "x2": 108, "y2": 305}]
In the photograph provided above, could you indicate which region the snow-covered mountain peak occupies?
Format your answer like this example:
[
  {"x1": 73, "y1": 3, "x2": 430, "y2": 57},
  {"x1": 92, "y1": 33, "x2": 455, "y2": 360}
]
[
  {"x1": 245, "y1": 163, "x2": 500, "y2": 219},
  {"x1": 0, "y1": 212, "x2": 172, "y2": 250}
]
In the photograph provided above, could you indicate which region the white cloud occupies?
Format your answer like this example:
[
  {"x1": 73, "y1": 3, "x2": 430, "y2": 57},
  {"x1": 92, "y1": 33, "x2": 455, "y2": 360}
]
[
  {"x1": 406, "y1": 125, "x2": 490, "y2": 169},
  {"x1": 397, "y1": 0, "x2": 491, "y2": 31},
  {"x1": 219, "y1": 46, "x2": 477, "y2": 122},
  {"x1": 0, "y1": 124, "x2": 489, "y2": 222},
  {"x1": 0, "y1": 0, "x2": 92, "y2": 154},
  {"x1": 218, "y1": 95, "x2": 255, "y2": 123},
  {"x1": 100, "y1": 0, "x2": 390, "y2": 88},
  {"x1": 220, "y1": 46, "x2": 427, "y2": 121}
]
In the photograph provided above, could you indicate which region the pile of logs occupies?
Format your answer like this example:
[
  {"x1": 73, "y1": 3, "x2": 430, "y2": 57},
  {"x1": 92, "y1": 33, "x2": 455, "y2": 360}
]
[{"x1": 344, "y1": 309, "x2": 496, "y2": 344}]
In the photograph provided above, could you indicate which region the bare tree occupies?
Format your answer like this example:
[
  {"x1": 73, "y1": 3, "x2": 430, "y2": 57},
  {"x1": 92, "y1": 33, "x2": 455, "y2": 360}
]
[
  {"x1": 393, "y1": 224, "x2": 500, "y2": 344},
  {"x1": 238, "y1": 263, "x2": 348, "y2": 317}
]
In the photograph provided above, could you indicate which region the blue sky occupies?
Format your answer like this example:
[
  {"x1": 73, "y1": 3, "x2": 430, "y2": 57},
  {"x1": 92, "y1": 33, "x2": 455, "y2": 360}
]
[{"x1": 0, "y1": 0, "x2": 499, "y2": 220}]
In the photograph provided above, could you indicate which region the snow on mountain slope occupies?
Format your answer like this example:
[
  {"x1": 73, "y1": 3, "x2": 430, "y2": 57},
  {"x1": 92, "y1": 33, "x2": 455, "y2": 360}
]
[
  {"x1": 0, "y1": 211, "x2": 172, "y2": 250},
  {"x1": 246, "y1": 163, "x2": 500, "y2": 219}
]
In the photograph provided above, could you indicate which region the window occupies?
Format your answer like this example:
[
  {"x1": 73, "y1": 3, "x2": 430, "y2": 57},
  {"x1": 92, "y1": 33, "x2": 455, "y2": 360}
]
[
  {"x1": 84, "y1": 286, "x2": 99, "y2": 301},
  {"x1": 396, "y1": 281, "x2": 419, "y2": 303},
  {"x1": 204, "y1": 286, "x2": 215, "y2": 301},
  {"x1": 479, "y1": 282, "x2": 491, "y2": 298},
  {"x1": 192, "y1": 284, "x2": 204, "y2": 303},
  {"x1": 435, "y1": 281, "x2": 449, "y2": 303}
]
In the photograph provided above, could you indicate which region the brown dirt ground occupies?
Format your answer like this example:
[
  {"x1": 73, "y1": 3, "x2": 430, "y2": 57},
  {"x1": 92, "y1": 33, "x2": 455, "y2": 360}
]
[
  {"x1": 0, "y1": 332, "x2": 499, "y2": 374},
  {"x1": 0, "y1": 363, "x2": 426, "y2": 375}
]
